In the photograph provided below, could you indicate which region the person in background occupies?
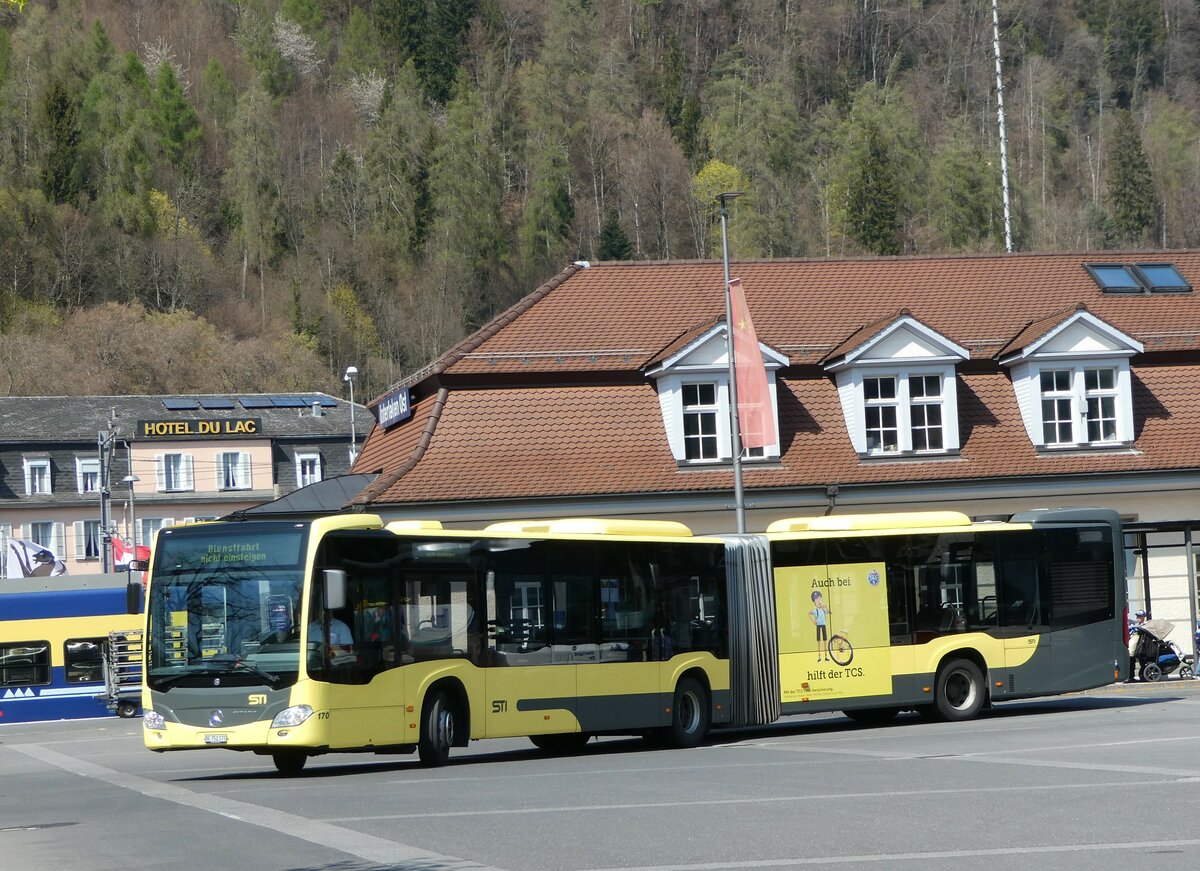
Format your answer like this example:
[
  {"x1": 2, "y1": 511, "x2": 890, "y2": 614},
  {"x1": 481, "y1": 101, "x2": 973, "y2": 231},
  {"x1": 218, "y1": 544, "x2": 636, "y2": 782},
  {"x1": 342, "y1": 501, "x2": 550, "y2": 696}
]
[{"x1": 1126, "y1": 609, "x2": 1148, "y2": 682}]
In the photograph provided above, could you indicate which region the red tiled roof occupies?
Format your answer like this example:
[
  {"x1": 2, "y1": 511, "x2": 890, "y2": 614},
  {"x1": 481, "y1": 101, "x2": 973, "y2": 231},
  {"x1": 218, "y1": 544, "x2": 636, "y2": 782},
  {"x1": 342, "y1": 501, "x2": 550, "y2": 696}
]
[
  {"x1": 361, "y1": 366, "x2": 1200, "y2": 505},
  {"x1": 356, "y1": 253, "x2": 1200, "y2": 508},
  {"x1": 436, "y1": 252, "x2": 1200, "y2": 374}
]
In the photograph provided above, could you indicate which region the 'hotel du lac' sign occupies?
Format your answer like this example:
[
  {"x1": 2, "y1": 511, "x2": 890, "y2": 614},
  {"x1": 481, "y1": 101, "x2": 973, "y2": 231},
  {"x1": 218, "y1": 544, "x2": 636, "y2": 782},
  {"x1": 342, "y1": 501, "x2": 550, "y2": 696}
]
[{"x1": 376, "y1": 387, "x2": 412, "y2": 429}]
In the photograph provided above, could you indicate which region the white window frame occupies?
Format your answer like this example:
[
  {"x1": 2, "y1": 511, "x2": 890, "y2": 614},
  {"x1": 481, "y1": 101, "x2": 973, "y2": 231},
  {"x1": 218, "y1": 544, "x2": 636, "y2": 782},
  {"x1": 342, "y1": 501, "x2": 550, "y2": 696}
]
[
  {"x1": 216, "y1": 451, "x2": 252, "y2": 491},
  {"x1": 156, "y1": 452, "x2": 194, "y2": 493},
  {"x1": 138, "y1": 517, "x2": 174, "y2": 550},
  {"x1": 76, "y1": 457, "x2": 101, "y2": 494},
  {"x1": 1028, "y1": 363, "x2": 1128, "y2": 449},
  {"x1": 835, "y1": 365, "x2": 961, "y2": 457},
  {"x1": 681, "y1": 382, "x2": 721, "y2": 462},
  {"x1": 909, "y1": 374, "x2": 945, "y2": 452},
  {"x1": 295, "y1": 452, "x2": 323, "y2": 487},
  {"x1": 74, "y1": 519, "x2": 103, "y2": 560},
  {"x1": 23, "y1": 457, "x2": 51, "y2": 495},
  {"x1": 0, "y1": 523, "x2": 11, "y2": 578},
  {"x1": 29, "y1": 520, "x2": 65, "y2": 558},
  {"x1": 863, "y1": 375, "x2": 900, "y2": 454}
]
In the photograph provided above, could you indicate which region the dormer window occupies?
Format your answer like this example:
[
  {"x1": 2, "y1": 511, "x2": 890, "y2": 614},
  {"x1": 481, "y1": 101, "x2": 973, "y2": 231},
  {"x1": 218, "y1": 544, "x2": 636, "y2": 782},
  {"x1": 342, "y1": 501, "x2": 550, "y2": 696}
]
[
  {"x1": 825, "y1": 313, "x2": 967, "y2": 459},
  {"x1": 1001, "y1": 307, "x2": 1141, "y2": 450},
  {"x1": 647, "y1": 322, "x2": 786, "y2": 465}
]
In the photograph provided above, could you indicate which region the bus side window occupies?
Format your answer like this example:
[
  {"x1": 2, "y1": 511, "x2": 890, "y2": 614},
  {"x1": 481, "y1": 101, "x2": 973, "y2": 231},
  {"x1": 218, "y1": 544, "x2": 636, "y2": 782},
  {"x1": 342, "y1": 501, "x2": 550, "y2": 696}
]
[{"x1": 598, "y1": 543, "x2": 653, "y2": 662}]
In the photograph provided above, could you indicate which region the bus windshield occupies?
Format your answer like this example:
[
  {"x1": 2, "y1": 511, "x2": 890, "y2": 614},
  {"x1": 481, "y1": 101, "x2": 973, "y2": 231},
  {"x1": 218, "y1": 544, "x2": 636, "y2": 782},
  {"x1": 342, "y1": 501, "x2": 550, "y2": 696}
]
[{"x1": 146, "y1": 522, "x2": 310, "y2": 690}]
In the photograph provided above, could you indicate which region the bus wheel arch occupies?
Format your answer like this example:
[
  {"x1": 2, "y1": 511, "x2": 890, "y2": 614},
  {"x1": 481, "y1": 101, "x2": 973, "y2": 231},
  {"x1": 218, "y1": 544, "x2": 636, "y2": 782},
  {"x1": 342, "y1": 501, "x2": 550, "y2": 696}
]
[
  {"x1": 418, "y1": 678, "x2": 469, "y2": 767},
  {"x1": 666, "y1": 670, "x2": 711, "y2": 748},
  {"x1": 931, "y1": 652, "x2": 987, "y2": 722}
]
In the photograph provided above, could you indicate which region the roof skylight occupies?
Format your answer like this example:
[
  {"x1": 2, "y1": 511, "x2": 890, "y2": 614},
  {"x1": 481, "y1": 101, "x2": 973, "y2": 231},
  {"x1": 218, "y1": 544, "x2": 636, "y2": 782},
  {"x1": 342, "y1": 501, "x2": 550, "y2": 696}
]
[{"x1": 1085, "y1": 262, "x2": 1192, "y2": 294}]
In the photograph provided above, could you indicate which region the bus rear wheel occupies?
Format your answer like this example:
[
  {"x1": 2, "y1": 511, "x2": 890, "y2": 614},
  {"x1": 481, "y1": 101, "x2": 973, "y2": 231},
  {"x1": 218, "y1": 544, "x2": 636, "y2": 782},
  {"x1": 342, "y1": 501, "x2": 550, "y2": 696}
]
[
  {"x1": 272, "y1": 751, "x2": 308, "y2": 776},
  {"x1": 418, "y1": 689, "x2": 455, "y2": 767},
  {"x1": 934, "y1": 658, "x2": 985, "y2": 721},
  {"x1": 530, "y1": 732, "x2": 591, "y2": 754},
  {"x1": 666, "y1": 677, "x2": 709, "y2": 748}
]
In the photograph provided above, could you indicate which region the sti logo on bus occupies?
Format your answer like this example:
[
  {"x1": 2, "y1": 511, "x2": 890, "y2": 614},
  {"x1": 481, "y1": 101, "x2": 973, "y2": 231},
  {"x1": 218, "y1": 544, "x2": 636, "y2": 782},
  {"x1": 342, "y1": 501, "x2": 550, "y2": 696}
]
[
  {"x1": 377, "y1": 387, "x2": 412, "y2": 429},
  {"x1": 491, "y1": 700, "x2": 508, "y2": 713},
  {"x1": 248, "y1": 694, "x2": 267, "y2": 705}
]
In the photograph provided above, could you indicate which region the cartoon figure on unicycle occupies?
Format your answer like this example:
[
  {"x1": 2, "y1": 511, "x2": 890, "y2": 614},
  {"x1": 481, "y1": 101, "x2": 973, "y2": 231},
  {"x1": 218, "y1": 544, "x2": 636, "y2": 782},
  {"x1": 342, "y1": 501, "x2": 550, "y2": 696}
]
[{"x1": 810, "y1": 590, "x2": 854, "y2": 665}]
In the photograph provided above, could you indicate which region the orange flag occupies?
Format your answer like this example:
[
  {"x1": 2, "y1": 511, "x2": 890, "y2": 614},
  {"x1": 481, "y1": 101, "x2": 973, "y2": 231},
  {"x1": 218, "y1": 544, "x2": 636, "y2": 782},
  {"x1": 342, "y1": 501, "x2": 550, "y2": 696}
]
[{"x1": 729, "y1": 278, "x2": 777, "y2": 450}]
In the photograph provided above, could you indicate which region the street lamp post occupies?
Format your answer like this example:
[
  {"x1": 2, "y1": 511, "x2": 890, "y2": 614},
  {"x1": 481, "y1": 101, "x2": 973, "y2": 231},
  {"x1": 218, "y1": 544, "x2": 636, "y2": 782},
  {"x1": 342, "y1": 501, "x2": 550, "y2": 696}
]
[
  {"x1": 122, "y1": 473, "x2": 140, "y2": 569},
  {"x1": 717, "y1": 191, "x2": 746, "y2": 534},
  {"x1": 344, "y1": 365, "x2": 359, "y2": 465}
]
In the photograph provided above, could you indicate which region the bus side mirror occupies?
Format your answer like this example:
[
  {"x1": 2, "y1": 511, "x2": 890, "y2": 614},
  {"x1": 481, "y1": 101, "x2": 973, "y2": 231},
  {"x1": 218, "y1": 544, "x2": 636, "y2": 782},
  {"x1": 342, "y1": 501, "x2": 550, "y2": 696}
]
[
  {"x1": 126, "y1": 580, "x2": 142, "y2": 614},
  {"x1": 324, "y1": 569, "x2": 347, "y2": 611}
]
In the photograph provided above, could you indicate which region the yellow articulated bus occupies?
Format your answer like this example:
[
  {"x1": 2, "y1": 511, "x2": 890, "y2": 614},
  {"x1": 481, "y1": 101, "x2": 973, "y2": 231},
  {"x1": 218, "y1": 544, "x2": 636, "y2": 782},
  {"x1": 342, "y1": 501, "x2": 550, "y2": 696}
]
[{"x1": 139, "y1": 507, "x2": 1125, "y2": 774}]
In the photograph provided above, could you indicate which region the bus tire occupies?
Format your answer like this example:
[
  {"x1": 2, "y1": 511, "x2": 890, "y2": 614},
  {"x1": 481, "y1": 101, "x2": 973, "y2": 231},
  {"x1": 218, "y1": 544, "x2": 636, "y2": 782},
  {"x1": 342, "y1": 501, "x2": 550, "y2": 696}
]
[
  {"x1": 418, "y1": 689, "x2": 455, "y2": 767},
  {"x1": 116, "y1": 700, "x2": 139, "y2": 718},
  {"x1": 666, "y1": 677, "x2": 709, "y2": 748},
  {"x1": 934, "y1": 658, "x2": 985, "y2": 721},
  {"x1": 843, "y1": 706, "x2": 900, "y2": 725},
  {"x1": 272, "y1": 751, "x2": 308, "y2": 776},
  {"x1": 530, "y1": 732, "x2": 591, "y2": 754}
]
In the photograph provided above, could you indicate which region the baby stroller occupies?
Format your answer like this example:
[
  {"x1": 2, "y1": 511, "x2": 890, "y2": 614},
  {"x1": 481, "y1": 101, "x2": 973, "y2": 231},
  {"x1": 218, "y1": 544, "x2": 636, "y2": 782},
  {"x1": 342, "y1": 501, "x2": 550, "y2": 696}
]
[{"x1": 1131, "y1": 618, "x2": 1194, "y2": 681}]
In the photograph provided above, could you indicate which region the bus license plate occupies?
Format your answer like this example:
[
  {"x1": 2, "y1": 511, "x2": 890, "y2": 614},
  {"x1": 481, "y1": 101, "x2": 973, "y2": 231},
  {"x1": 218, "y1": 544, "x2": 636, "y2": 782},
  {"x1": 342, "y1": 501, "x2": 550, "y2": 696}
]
[{"x1": 204, "y1": 734, "x2": 228, "y2": 745}]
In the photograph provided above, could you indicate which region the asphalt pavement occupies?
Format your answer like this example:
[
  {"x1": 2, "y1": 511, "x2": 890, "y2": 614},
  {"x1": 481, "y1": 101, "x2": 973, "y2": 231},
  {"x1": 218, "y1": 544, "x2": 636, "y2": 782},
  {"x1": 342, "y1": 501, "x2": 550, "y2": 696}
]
[{"x1": 3, "y1": 678, "x2": 1200, "y2": 871}]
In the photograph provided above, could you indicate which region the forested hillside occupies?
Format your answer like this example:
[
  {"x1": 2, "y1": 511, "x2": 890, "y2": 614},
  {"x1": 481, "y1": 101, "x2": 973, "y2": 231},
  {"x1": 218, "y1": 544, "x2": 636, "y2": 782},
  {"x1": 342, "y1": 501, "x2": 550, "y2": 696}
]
[{"x1": 1, "y1": 0, "x2": 1198, "y2": 398}]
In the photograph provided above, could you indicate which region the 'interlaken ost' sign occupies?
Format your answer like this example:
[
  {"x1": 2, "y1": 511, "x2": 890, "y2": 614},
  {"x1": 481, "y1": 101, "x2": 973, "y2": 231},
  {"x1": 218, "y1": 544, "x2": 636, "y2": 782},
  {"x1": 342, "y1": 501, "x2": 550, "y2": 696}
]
[
  {"x1": 376, "y1": 387, "x2": 412, "y2": 429},
  {"x1": 138, "y1": 418, "x2": 262, "y2": 439}
]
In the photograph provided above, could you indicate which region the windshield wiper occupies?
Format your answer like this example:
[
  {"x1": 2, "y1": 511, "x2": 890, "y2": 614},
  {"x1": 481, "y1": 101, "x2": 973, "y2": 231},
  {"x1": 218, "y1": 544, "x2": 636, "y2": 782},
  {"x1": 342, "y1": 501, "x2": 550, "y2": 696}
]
[{"x1": 150, "y1": 658, "x2": 282, "y2": 691}]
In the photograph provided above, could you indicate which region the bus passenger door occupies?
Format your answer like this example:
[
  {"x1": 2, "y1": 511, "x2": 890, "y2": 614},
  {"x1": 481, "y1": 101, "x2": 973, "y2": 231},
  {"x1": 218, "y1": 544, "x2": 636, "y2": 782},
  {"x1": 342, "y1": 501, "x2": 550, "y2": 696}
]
[
  {"x1": 999, "y1": 551, "x2": 1052, "y2": 693},
  {"x1": 484, "y1": 545, "x2": 577, "y2": 738}
]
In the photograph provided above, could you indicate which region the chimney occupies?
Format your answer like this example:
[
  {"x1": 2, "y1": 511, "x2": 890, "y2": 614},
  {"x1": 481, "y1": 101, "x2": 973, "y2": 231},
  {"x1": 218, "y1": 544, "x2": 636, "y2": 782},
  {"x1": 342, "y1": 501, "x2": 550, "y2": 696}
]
[{"x1": 312, "y1": 401, "x2": 322, "y2": 417}]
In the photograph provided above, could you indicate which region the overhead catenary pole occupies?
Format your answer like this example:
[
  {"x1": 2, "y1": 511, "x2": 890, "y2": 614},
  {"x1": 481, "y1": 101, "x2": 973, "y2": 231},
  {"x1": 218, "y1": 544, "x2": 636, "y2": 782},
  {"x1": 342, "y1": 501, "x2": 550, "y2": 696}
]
[
  {"x1": 718, "y1": 191, "x2": 746, "y2": 534},
  {"x1": 992, "y1": 0, "x2": 1013, "y2": 253}
]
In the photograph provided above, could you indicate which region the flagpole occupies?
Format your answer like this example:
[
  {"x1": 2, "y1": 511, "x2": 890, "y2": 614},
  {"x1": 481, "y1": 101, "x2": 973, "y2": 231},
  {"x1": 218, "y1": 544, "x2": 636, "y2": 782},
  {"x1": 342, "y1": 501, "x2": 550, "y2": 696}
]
[{"x1": 718, "y1": 191, "x2": 746, "y2": 534}]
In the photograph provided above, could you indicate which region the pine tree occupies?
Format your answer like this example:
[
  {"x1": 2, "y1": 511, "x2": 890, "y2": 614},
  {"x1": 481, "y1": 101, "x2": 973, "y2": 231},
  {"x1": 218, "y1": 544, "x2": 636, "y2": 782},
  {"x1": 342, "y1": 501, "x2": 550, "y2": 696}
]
[
  {"x1": 200, "y1": 58, "x2": 236, "y2": 132},
  {"x1": 847, "y1": 119, "x2": 902, "y2": 255},
  {"x1": 1106, "y1": 110, "x2": 1155, "y2": 245},
  {"x1": 151, "y1": 64, "x2": 202, "y2": 173},
  {"x1": 597, "y1": 210, "x2": 632, "y2": 260},
  {"x1": 38, "y1": 77, "x2": 80, "y2": 204}
]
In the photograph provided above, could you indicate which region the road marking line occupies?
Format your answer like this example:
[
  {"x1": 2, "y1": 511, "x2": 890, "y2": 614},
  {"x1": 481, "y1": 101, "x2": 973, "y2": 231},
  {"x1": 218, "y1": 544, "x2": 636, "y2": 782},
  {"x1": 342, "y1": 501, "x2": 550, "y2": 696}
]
[
  {"x1": 575, "y1": 838, "x2": 1200, "y2": 870},
  {"x1": 4, "y1": 743, "x2": 503, "y2": 871},
  {"x1": 324, "y1": 777, "x2": 1164, "y2": 822}
]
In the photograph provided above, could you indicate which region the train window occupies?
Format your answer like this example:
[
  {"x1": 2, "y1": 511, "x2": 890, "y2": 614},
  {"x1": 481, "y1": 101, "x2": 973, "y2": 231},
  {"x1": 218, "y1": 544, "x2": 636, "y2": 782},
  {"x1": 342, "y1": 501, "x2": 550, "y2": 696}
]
[
  {"x1": 65, "y1": 637, "x2": 107, "y2": 683},
  {"x1": 0, "y1": 641, "x2": 51, "y2": 687}
]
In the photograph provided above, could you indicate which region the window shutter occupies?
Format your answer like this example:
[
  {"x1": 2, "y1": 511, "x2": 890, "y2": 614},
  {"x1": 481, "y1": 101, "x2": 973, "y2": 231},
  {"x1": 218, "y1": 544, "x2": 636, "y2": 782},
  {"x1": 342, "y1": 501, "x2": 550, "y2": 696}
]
[
  {"x1": 23, "y1": 460, "x2": 32, "y2": 495},
  {"x1": 74, "y1": 521, "x2": 86, "y2": 559},
  {"x1": 239, "y1": 452, "x2": 251, "y2": 489},
  {"x1": 53, "y1": 522, "x2": 66, "y2": 559},
  {"x1": 215, "y1": 451, "x2": 224, "y2": 489},
  {"x1": 313, "y1": 454, "x2": 323, "y2": 483},
  {"x1": 155, "y1": 454, "x2": 165, "y2": 491},
  {"x1": 182, "y1": 454, "x2": 194, "y2": 490}
]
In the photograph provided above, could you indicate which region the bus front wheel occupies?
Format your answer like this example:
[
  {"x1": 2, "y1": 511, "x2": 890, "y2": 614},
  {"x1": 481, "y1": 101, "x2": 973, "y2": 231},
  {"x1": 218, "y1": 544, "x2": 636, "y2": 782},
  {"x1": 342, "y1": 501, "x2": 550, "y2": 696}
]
[
  {"x1": 272, "y1": 751, "x2": 308, "y2": 776},
  {"x1": 666, "y1": 677, "x2": 709, "y2": 748},
  {"x1": 418, "y1": 689, "x2": 455, "y2": 767},
  {"x1": 934, "y1": 658, "x2": 985, "y2": 721}
]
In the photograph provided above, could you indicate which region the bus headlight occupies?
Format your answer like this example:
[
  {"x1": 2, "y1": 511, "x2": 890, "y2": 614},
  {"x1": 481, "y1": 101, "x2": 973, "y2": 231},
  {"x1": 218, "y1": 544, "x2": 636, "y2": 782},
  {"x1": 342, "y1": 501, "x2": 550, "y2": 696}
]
[
  {"x1": 143, "y1": 710, "x2": 166, "y2": 730},
  {"x1": 271, "y1": 705, "x2": 314, "y2": 728}
]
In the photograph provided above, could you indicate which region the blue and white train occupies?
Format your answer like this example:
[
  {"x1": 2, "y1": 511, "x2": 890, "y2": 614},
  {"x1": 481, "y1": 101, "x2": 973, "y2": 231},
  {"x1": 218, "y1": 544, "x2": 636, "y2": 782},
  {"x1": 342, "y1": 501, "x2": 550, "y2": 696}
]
[{"x1": 0, "y1": 574, "x2": 142, "y2": 723}]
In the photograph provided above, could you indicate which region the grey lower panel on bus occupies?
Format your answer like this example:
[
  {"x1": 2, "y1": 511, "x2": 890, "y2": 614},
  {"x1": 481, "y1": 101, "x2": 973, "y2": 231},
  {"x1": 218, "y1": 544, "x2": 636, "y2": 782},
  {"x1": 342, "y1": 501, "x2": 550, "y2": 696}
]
[
  {"x1": 778, "y1": 631, "x2": 1116, "y2": 718},
  {"x1": 148, "y1": 686, "x2": 293, "y2": 729},
  {"x1": 518, "y1": 688, "x2": 733, "y2": 734}
]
